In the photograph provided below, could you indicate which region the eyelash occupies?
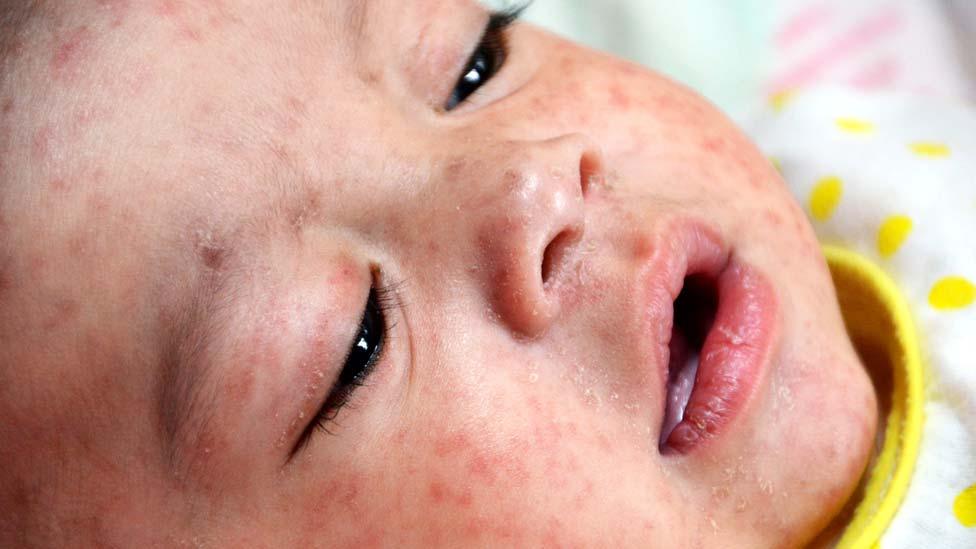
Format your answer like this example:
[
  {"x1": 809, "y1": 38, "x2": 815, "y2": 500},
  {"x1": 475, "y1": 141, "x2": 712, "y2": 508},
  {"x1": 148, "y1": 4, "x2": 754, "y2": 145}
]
[
  {"x1": 444, "y1": 5, "x2": 527, "y2": 110},
  {"x1": 292, "y1": 281, "x2": 400, "y2": 455}
]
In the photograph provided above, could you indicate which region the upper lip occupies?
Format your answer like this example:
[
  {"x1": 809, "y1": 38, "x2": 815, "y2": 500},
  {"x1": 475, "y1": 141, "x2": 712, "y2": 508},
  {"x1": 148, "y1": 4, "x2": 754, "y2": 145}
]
[
  {"x1": 636, "y1": 218, "x2": 777, "y2": 454},
  {"x1": 637, "y1": 218, "x2": 730, "y2": 400}
]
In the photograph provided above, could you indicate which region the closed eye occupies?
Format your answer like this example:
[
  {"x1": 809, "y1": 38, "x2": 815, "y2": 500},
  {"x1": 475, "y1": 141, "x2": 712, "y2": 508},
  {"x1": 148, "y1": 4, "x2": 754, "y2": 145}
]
[{"x1": 291, "y1": 282, "x2": 398, "y2": 458}]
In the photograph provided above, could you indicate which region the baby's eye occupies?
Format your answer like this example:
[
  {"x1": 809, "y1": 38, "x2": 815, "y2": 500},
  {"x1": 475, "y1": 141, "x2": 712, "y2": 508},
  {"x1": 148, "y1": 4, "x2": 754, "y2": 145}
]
[
  {"x1": 444, "y1": 8, "x2": 524, "y2": 111},
  {"x1": 294, "y1": 285, "x2": 389, "y2": 453}
]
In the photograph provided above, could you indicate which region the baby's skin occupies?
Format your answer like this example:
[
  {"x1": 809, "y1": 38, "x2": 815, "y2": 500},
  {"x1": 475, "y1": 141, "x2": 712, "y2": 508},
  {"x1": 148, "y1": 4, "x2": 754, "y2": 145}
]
[{"x1": 0, "y1": 1, "x2": 877, "y2": 546}]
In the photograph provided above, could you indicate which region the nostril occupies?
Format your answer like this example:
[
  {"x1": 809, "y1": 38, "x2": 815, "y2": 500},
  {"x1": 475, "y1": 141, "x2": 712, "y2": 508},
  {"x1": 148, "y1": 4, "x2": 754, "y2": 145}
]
[{"x1": 541, "y1": 228, "x2": 582, "y2": 288}]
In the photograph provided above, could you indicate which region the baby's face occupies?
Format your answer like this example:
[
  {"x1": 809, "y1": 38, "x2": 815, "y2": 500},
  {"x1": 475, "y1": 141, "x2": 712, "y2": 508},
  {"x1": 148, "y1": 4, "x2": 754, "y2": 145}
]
[{"x1": 0, "y1": 1, "x2": 877, "y2": 546}]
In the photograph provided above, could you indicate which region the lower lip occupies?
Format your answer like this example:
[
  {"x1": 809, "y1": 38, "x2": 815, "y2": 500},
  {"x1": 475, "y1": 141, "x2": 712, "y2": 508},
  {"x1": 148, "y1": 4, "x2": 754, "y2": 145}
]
[{"x1": 662, "y1": 259, "x2": 779, "y2": 454}]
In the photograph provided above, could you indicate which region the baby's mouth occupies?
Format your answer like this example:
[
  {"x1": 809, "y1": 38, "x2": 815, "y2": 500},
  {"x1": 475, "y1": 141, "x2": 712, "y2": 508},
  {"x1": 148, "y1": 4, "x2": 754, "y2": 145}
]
[
  {"x1": 659, "y1": 274, "x2": 718, "y2": 449},
  {"x1": 653, "y1": 253, "x2": 778, "y2": 455}
]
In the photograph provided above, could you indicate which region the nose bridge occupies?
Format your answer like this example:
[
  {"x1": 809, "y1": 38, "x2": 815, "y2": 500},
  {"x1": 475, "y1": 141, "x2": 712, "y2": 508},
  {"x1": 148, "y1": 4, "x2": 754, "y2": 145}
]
[{"x1": 463, "y1": 133, "x2": 604, "y2": 338}]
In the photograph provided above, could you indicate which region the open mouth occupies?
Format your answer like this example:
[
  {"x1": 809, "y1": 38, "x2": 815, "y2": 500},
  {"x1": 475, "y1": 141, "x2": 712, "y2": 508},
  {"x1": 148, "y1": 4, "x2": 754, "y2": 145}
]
[
  {"x1": 654, "y1": 255, "x2": 779, "y2": 455},
  {"x1": 659, "y1": 274, "x2": 718, "y2": 450}
]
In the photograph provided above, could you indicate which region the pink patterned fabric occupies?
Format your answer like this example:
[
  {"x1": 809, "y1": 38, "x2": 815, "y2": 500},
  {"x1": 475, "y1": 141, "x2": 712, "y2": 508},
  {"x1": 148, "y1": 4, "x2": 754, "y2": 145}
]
[{"x1": 767, "y1": 0, "x2": 974, "y2": 101}]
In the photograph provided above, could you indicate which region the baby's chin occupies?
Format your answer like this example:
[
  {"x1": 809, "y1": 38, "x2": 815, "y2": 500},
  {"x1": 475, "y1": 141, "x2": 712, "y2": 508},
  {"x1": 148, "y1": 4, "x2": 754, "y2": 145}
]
[{"x1": 751, "y1": 319, "x2": 879, "y2": 542}]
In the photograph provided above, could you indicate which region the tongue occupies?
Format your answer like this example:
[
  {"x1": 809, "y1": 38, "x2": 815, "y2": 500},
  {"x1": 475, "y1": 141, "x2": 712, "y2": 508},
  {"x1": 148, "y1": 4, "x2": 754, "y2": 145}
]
[{"x1": 660, "y1": 329, "x2": 699, "y2": 449}]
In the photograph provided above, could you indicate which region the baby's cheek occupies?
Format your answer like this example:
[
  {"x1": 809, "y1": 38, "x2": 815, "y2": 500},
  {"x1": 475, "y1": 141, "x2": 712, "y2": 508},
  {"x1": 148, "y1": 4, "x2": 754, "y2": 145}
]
[
  {"x1": 282, "y1": 381, "x2": 643, "y2": 547},
  {"x1": 393, "y1": 399, "x2": 604, "y2": 545}
]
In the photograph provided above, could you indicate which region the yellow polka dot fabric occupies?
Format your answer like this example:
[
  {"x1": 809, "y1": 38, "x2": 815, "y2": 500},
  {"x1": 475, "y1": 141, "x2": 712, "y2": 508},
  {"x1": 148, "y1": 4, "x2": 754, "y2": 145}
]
[
  {"x1": 909, "y1": 142, "x2": 952, "y2": 158},
  {"x1": 810, "y1": 176, "x2": 844, "y2": 220},
  {"x1": 877, "y1": 216, "x2": 913, "y2": 259},
  {"x1": 837, "y1": 117, "x2": 876, "y2": 135},
  {"x1": 751, "y1": 88, "x2": 976, "y2": 548},
  {"x1": 956, "y1": 484, "x2": 976, "y2": 527},
  {"x1": 930, "y1": 277, "x2": 976, "y2": 310}
]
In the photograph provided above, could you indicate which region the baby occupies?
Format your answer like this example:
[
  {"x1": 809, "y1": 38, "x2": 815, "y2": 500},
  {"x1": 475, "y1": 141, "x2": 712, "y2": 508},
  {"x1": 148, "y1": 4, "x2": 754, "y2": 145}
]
[{"x1": 0, "y1": 0, "x2": 896, "y2": 547}]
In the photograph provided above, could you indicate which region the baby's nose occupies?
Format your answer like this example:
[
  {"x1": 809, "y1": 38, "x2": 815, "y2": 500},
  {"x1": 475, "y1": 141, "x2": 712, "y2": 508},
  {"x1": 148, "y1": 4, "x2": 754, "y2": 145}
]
[{"x1": 463, "y1": 133, "x2": 604, "y2": 338}]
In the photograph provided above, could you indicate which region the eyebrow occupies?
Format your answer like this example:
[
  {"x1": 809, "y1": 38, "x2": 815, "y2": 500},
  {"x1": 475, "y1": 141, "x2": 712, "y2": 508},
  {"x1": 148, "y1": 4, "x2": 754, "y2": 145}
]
[
  {"x1": 155, "y1": 248, "x2": 238, "y2": 475},
  {"x1": 154, "y1": 172, "x2": 326, "y2": 474}
]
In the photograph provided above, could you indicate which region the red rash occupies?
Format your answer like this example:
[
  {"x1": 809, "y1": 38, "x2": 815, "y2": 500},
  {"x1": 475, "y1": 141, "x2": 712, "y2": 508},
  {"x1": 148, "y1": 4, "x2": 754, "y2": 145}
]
[
  {"x1": 51, "y1": 26, "x2": 92, "y2": 78},
  {"x1": 42, "y1": 299, "x2": 81, "y2": 332},
  {"x1": 609, "y1": 84, "x2": 633, "y2": 110}
]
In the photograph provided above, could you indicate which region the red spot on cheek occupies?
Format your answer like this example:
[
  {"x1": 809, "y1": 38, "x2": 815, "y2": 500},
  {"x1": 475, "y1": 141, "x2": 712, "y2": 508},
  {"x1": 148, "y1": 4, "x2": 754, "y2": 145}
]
[
  {"x1": 49, "y1": 178, "x2": 70, "y2": 192},
  {"x1": 428, "y1": 481, "x2": 447, "y2": 503},
  {"x1": 28, "y1": 254, "x2": 48, "y2": 277},
  {"x1": 701, "y1": 136, "x2": 727, "y2": 154},
  {"x1": 609, "y1": 84, "x2": 632, "y2": 110},
  {"x1": 95, "y1": 0, "x2": 131, "y2": 27},
  {"x1": 51, "y1": 26, "x2": 92, "y2": 74},
  {"x1": 763, "y1": 209, "x2": 785, "y2": 228},
  {"x1": 286, "y1": 96, "x2": 306, "y2": 116},
  {"x1": 67, "y1": 236, "x2": 88, "y2": 258},
  {"x1": 226, "y1": 368, "x2": 255, "y2": 403},
  {"x1": 43, "y1": 299, "x2": 81, "y2": 331},
  {"x1": 1, "y1": 99, "x2": 12, "y2": 115},
  {"x1": 428, "y1": 480, "x2": 474, "y2": 508},
  {"x1": 87, "y1": 192, "x2": 110, "y2": 215},
  {"x1": 0, "y1": 259, "x2": 12, "y2": 302},
  {"x1": 155, "y1": 0, "x2": 182, "y2": 16},
  {"x1": 32, "y1": 126, "x2": 54, "y2": 159},
  {"x1": 433, "y1": 431, "x2": 472, "y2": 457},
  {"x1": 155, "y1": 0, "x2": 204, "y2": 42}
]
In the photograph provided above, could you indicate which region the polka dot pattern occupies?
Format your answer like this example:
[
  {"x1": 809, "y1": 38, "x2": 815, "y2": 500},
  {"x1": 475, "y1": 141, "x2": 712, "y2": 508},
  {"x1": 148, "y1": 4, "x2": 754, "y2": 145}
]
[
  {"x1": 809, "y1": 176, "x2": 843, "y2": 221},
  {"x1": 751, "y1": 89, "x2": 976, "y2": 547},
  {"x1": 929, "y1": 277, "x2": 976, "y2": 310},
  {"x1": 837, "y1": 117, "x2": 876, "y2": 134},
  {"x1": 954, "y1": 484, "x2": 976, "y2": 527},
  {"x1": 909, "y1": 142, "x2": 952, "y2": 158},
  {"x1": 877, "y1": 215, "x2": 913, "y2": 258}
]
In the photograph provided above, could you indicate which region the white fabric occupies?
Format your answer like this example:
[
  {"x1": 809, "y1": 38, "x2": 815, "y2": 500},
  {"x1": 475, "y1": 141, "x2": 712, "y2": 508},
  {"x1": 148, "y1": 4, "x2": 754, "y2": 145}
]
[
  {"x1": 768, "y1": 0, "x2": 974, "y2": 101},
  {"x1": 748, "y1": 88, "x2": 976, "y2": 548},
  {"x1": 522, "y1": 0, "x2": 976, "y2": 116}
]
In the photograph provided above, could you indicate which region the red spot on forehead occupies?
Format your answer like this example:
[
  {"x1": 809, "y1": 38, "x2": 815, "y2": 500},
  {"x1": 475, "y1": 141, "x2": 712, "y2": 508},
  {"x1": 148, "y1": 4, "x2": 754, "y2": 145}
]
[{"x1": 198, "y1": 244, "x2": 224, "y2": 270}]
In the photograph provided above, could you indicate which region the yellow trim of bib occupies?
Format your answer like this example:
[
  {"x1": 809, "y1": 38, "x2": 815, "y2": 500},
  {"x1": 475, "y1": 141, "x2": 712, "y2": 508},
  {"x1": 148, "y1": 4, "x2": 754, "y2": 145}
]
[{"x1": 824, "y1": 246, "x2": 925, "y2": 549}]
